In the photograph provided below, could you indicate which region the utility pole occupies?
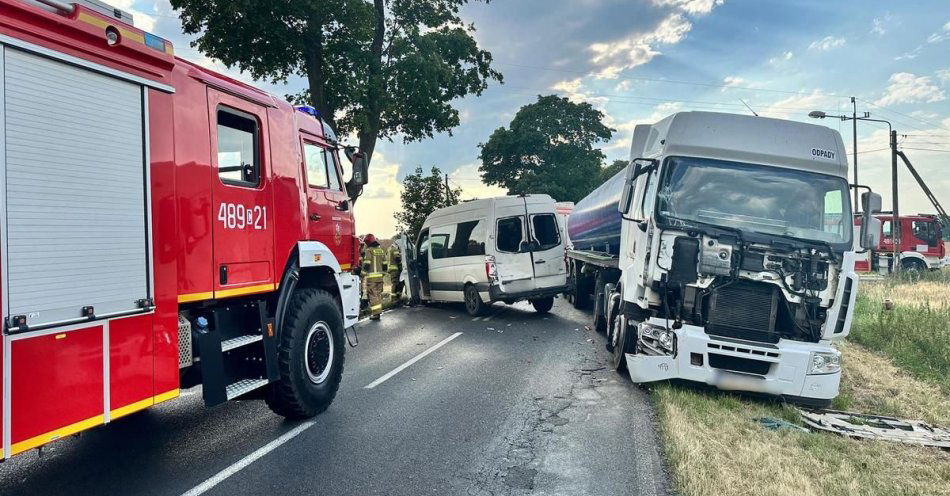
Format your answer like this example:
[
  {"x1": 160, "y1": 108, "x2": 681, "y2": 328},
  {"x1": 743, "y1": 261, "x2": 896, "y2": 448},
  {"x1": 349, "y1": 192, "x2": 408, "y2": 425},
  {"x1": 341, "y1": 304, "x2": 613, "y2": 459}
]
[
  {"x1": 851, "y1": 97, "x2": 858, "y2": 213},
  {"x1": 445, "y1": 173, "x2": 450, "y2": 204},
  {"x1": 890, "y1": 129, "x2": 900, "y2": 270}
]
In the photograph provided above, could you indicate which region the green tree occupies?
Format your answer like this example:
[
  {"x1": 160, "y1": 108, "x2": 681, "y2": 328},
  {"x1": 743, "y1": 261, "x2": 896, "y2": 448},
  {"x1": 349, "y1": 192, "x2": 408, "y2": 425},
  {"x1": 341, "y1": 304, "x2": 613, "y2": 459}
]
[
  {"x1": 478, "y1": 95, "x2": 614, "y2": 202},
  {"x1": 170, "y1": 0, "x2": 502, "y2": 163},
  {"x1": 601, "y1": 159, "x2": 629, "y2": 183},
  {"x1": 395, "y1": 166, "x2": 461, "y2": 241}
]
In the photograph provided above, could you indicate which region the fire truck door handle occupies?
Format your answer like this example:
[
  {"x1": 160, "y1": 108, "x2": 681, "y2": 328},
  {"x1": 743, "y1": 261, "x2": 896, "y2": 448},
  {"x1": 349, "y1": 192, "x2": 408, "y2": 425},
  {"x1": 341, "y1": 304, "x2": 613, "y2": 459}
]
[{"x1": 310, "y1": 213, "x2": 322, "y2": 222}]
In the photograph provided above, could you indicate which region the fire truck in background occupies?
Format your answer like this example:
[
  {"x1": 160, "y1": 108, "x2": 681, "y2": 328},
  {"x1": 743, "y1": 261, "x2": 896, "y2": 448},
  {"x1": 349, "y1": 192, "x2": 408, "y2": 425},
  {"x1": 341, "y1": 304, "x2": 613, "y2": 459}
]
[
  {"x1": 0, "y1": 0, "x2": 369, "y2": 459},
  {"x1": 855, "y1": 214, "x2": 948, "y2": 273}
]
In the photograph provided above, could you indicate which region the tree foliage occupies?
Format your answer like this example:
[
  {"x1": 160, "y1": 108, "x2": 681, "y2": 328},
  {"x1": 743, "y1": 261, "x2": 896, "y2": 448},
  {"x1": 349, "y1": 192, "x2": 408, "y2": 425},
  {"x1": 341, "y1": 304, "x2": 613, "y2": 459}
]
[
  {"x1": 478, "y1": 95, "x2": 614, "y2": 203},
  {"x1": 395, "y1": 166, "x2": 461, "y2": 241},
  {"x1": 601, "y1": 159, "x2": 629, "y2": 183},
  {"x1": 170, "y1": 0, "x2": 503, "y2": 162}
]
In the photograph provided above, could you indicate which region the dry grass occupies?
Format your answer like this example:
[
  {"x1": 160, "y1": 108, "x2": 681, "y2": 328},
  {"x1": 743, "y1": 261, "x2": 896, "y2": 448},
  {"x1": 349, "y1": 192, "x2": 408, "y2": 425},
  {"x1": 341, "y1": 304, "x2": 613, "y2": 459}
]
[{"x1": 654, "y1": 272, "x2": 950, "y2": 496}]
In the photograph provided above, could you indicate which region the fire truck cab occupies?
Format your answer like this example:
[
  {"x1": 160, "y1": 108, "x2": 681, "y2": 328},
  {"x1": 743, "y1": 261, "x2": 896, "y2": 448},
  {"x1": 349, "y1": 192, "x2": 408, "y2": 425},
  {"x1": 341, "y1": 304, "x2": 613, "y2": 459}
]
[
  {"x1": 855, "y1": 214, "x2": 948, "y2": 272},
  {"x1": 0, "y1": 0, "x2": 368, "y2": 459}
]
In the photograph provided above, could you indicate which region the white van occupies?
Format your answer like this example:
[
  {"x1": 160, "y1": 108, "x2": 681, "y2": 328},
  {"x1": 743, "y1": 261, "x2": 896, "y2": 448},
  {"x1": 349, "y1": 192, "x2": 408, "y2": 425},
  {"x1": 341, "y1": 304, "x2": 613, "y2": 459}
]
[{"x1": 407, "y1": 195, "x2": 569, "y2": 316}]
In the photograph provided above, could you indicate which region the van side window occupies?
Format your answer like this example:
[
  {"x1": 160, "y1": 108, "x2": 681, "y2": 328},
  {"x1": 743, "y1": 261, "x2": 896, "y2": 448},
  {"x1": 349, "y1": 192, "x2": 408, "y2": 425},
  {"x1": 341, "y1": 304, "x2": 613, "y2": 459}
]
[
  {"x1": 451, "y1": 220, "x2": 487, "y2": 257},
  {"x1": 430, "y1": 234, "x2": 450, "y2": 259},
  {"x1": 217, "y1": 107, "x2": 260, "y2": 187},
  {"x1": 531, "y1": 214, "x2": 560, "y2": 250},
  {"x1": 497, "y1": 216, "x2": 524, "y2": 253}
]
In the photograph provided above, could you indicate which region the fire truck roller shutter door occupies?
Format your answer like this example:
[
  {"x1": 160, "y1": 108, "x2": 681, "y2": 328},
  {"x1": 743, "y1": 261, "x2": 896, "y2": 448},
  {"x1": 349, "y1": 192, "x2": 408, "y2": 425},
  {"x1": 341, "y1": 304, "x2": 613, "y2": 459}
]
[{"x1": 2, "y1": 47, "x2": 150, "y2": 330}]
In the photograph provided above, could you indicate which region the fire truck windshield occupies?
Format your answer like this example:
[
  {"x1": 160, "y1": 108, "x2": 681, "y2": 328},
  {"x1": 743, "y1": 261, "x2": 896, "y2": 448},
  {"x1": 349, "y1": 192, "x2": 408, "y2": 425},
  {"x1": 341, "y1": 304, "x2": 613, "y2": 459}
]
[{"x1": 655, "y1": 156, "x2": 853, "y2": 248}]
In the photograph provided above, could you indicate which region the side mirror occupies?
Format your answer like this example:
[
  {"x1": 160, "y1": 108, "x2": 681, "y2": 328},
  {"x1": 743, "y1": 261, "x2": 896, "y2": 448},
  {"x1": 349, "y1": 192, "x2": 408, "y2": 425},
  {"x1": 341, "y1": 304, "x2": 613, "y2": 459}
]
[
  {"x1": 618, "y1": 158, "x2": 657, "y2": 215},
  {"x1": 859, "y1": 192, "x2": 883, "y2": 249},
  {"x1": 344, "y1": 149, "x2": 369, "y2": 202}
]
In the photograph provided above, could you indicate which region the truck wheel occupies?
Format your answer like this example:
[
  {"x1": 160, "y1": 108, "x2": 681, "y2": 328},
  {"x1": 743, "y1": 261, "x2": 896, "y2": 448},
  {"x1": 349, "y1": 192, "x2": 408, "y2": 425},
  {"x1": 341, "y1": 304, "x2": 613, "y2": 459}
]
[
  {"x1": 266, "y1": 288, "x2": 345, "y2": 419},
  {"x1": 609, "y1": 315, "x2": 635, "y2": 373},
  {"x1": 531, "y1": 297, "x2": 554, "y2": 314},
  {"x1": 464, "y1": 284, "x2": 487, "y2": 316},
  {"x1": 572, "y1": 264, "x2": 591, "y2": 310},
  {"x1": 901, "y1": 258, "x2": 926, "y2": 272}
]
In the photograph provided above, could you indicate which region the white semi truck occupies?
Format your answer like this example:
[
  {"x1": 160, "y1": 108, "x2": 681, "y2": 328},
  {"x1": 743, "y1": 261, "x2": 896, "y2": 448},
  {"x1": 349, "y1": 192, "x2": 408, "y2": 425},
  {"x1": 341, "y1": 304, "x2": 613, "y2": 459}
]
[{"x1": 566, "y1": 111, "x2": 882, "y2": 407}]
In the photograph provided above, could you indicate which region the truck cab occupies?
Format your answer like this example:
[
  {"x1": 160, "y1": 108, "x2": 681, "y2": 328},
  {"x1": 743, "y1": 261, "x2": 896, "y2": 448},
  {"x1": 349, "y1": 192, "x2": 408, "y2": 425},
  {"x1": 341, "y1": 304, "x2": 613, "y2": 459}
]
[{"x1": 575, "y1": 111, "x2": 882, "y2": 407}]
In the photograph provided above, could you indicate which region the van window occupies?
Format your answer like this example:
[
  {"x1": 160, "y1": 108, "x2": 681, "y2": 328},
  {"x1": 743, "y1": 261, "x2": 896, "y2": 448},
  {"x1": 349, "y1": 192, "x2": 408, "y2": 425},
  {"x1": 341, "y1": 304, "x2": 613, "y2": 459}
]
[
  {"x1": 497, "y1": 216, "x2": 524, "y2": 253},
  {"x1": 431, "y1": 234, "x2": 449, "y2": 259},
  {"x1": 531, "y1": 214, "x2": 560, "y2": 251},
  {"x1": 217, "y1": 108, "x2": 260, "y2": 187},
  {"x1": 451, "y1": 220, "x2": 487, "y2": 257}
]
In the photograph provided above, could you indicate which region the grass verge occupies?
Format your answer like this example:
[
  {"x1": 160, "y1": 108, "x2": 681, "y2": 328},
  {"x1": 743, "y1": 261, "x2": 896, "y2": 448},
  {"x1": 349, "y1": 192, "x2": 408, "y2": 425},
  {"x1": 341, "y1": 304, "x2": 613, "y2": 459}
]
[{"x1": 653, "y1": 273, "x2": 950, "y2": 496}]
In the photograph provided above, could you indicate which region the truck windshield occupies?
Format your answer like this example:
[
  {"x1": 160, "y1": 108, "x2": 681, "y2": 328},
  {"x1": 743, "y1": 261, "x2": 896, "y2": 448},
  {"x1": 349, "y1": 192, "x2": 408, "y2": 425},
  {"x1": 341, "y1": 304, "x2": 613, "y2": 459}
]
[{"x1": 655, "y1": 156, "x2": 853, "y2": 247}]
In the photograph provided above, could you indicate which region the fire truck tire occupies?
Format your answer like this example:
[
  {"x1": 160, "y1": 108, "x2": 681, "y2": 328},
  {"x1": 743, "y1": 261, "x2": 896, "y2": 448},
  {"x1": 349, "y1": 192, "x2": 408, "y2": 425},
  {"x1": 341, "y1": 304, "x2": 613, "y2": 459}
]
[
  {"x1": 266, "y1": 288, "x2": 345, "y2": 419},
  {"x1": 901, "y1": 258, "x2": 926, "y2": 272}
]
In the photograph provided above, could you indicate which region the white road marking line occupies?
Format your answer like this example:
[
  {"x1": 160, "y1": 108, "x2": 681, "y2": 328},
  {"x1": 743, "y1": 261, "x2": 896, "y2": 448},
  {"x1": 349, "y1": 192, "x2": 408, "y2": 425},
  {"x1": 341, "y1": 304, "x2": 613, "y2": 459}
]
[
  {"x1": 472, "y1": 316, "x2": 483, "y2": 321},
  {"x1": 180, "y1": 421, "x2": 316, "y2": 496},
  {"x1": 364, "y1": 332, "x2": 463, "y2": 389}
]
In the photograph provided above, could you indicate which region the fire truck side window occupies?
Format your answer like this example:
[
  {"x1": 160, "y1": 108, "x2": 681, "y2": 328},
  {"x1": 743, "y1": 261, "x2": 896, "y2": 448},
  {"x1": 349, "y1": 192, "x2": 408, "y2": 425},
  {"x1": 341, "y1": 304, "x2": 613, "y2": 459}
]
[
  {"x1": 913, "y1": 220, "x2": 938, "y2": 246},
  {"x1": 217, "y1": 108, "x2": 260, "y2": 187},
  {"x1": 303, "y1": 143, "x2": 330, "y2": 188},
  {"x1": 882, "y1": 221, "x2": 892, "y2": 239}
]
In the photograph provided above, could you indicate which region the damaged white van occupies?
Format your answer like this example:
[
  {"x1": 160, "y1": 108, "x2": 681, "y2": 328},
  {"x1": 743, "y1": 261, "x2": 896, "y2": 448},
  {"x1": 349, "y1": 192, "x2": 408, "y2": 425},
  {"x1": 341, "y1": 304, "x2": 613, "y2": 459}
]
[{"x1": 407, "y1": 195, "x2": 569, "y2": 316}]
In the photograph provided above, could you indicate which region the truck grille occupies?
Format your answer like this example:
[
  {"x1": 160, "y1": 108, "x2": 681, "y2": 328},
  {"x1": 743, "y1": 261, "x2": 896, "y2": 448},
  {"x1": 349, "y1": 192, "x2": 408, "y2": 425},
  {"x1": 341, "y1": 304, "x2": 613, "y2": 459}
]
[{"x1": 706, "y1": 281, "x2": 780, "y2": 343}]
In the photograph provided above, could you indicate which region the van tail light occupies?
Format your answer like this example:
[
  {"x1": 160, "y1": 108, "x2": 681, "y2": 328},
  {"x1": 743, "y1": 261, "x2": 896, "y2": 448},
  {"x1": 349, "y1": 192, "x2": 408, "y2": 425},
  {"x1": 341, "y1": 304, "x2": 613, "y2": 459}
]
[{"x1": 485, "y1": 255, "x2": 498, "y2": 282}]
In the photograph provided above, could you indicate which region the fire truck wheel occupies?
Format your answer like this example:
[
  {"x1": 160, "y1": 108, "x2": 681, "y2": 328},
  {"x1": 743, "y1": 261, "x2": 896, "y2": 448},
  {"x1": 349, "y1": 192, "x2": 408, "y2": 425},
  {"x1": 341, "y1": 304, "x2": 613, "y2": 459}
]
[
  {"x1": 531, "y1": 297, "x2": 554, "y2": 313},
  {"x1": 266, "y1": 288, "x2": 345, "y2": 419},
  {"x1": 901, "y1": 258, "x2": 926, "y2": 272},
  {"x1": 464, "y1": 284, "x2": 487, "y2": 316}
]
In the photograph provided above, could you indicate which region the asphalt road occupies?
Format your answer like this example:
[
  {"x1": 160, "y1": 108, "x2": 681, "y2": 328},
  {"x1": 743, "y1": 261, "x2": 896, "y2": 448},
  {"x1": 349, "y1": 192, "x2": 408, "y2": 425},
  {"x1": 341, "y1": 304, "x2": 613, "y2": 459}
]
[{"x1": 0, "y1": 299, "x2": 669, "y2": 496}]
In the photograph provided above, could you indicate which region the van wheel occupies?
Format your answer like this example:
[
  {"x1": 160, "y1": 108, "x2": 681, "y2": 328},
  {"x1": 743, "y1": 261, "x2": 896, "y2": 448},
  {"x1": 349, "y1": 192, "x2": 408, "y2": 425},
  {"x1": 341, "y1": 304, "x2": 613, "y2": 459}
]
[
  {"x1": 464, "y1": 284, "x2": 487, "y2": 316},
  {"x1": 266, "y1": 288, "x2": 345, "y2": 419},
  {"x1": 531, "y1": 297, "x2": 554, "y2": 314}
]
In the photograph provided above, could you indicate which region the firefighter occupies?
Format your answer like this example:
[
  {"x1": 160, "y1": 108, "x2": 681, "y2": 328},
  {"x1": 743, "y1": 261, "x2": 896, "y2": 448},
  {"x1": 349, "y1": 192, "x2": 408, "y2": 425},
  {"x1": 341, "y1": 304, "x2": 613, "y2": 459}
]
[
  {"x1": 361, "y1": 234, "x2": 387, "y2": 320},
  {"x1": 386, "y1": 240, "x2": 404, "y2": 303}
]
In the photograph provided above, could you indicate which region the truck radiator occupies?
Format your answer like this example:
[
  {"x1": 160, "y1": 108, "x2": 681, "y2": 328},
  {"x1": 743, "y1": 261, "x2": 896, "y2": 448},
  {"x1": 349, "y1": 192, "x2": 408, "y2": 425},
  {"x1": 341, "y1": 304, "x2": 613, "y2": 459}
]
[{"x1": 706, "y1": 281, "x2": 780, "y2": 343}]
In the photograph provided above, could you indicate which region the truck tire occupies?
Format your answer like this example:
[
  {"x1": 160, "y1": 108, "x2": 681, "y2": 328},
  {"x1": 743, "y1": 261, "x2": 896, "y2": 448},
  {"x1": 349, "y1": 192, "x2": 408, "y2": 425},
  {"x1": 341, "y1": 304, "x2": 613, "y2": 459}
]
[
  {"x1": 572, "y1": 263, "x2": 591, "y2": 310},
  {"x1": 901, "y1": 258, "x2": 926, "y2": 272},
  {"x1": 609, "y1": 315, "x2": 635, "y2": 373},
  {"x1": 266, "y1": 288, "x2": 345, "y2": 419},
  {"x1": 593, "y1": 272, "x2": 607, "y2": 333},
  {"x1": 531, "y1": 296, "x2": 554, "y2": 314},
  {"x1": 464, "y1": 284, "x2": 487, "y2": 316}
]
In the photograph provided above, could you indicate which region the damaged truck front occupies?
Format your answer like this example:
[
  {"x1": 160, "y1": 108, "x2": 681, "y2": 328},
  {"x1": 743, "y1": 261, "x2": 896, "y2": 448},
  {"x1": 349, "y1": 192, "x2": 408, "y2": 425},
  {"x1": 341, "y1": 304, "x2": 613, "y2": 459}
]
[{"x1": 567, "y1": 111, "x2": 882, "y2": 407}]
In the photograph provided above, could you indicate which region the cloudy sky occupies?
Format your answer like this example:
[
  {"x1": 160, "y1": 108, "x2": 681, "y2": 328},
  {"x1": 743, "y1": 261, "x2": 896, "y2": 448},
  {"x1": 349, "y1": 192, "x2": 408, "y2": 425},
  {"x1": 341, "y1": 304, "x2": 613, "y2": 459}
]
[{"x1": 123, "y1": 0, "x2": 950, "y2": 237}]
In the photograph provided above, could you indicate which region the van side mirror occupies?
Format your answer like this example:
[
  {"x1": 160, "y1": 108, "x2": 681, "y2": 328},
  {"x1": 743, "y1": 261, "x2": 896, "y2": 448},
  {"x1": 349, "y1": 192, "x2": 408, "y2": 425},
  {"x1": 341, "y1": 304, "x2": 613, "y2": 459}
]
[
  {"x1": 859, "y1": 192, "x2": 883, "y2": 249},
  {"x1": 619, "y1": 158, "x2": 657, "y2": 215}
]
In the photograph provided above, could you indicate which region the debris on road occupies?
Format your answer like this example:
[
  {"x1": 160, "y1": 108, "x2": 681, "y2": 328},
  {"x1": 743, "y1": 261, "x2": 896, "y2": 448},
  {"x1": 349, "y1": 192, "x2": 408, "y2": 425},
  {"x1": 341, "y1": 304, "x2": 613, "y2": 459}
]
[
  {"x1": 799, "y1": 409, "x2": 950, "y2": 448},
  {"x1": 755, "y1": 417, "x2": 809, "y2": 433}
]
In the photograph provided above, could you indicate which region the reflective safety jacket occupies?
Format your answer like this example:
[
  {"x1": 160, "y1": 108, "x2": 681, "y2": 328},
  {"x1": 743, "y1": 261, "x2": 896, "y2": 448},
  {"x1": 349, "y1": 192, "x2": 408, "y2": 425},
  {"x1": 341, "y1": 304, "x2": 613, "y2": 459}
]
[{"x1": 361, "y1": 245, "x2": 387, "y2": 276}]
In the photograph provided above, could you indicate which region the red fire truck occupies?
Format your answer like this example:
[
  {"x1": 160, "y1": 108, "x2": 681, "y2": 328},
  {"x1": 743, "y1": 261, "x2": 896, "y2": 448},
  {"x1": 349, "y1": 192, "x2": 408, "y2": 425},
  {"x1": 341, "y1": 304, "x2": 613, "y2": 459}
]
[
  {"x1": 0, "y1": 0, "x2": 369, "y2": 459},
  {"x1": 855, "y1": 214, "x2": 948, "y2": 272}
]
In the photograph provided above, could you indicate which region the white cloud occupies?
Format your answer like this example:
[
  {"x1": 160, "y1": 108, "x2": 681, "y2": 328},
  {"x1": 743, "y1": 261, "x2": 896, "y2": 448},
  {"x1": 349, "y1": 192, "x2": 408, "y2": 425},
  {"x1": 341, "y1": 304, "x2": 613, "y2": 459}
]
[
  {"x1": 768, "y1": 50, "x2": 793, "y2": 65},
  {"x1": 651, "y1": 0, "x2": 724, "y2": 15},
  {"x1": 114, "y1": 0, "x2": 157, "y2": 32},
  {"x1": 549, "y1": 78, "x2": 609, "y2": 109},
  {"x1": 588, "y1": 13, "x2": 694, "y2": 79},
  {"x1": 874, "y1": 73, "x2": 946, "y2": 106},
  {"x1": 449, "y1": 163, "x2": 507, "y2": 201},
  {"x1": 936, "y1": 68, "x2": 950, "y2": 83},
  {"x1": 354, "y1": 153, "x2": 402, "y2": 238},
  {"x1": 808, "y1": 36, "x2": 846, "y2": 51},
  {"x1": 720, "y1": 75, "x2": 745, "y2": 91},
  {"x1": 926, "y1": 21, "x2": 950, "y2": 43},
  {"x1": 871, "y1": 17, "x2": 887, "y2": 36},
  {"x1": 603, "y1": 102, "x2": 683, "y2": 154},
  {"x1": 758, "y1": 90, "x2": 836, "y2": 120}
]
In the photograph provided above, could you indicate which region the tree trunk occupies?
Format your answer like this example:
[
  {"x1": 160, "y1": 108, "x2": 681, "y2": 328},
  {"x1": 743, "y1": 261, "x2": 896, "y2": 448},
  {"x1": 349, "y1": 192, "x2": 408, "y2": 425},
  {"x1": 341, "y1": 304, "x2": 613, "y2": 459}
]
[
  {"x1": 358, "y1": 0, "x2": 386, "y2": 164},
  {"x1": 302, "y1": 20, "x2": 337, "y2": 131}
]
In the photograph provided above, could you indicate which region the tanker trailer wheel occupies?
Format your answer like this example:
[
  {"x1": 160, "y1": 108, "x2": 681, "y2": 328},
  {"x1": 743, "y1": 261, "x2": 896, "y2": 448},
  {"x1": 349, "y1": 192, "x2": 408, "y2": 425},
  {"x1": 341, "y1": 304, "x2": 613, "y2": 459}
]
[{"x1": 266, "y1": 288, "x2": 345, "y2": 419}]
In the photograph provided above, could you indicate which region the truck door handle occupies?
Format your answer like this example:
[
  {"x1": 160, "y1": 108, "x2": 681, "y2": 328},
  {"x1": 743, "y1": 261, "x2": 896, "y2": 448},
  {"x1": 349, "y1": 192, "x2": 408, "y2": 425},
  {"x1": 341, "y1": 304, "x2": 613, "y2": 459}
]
[{"x1": 310, "y1": 213, "x2": 322, "y2": 222}]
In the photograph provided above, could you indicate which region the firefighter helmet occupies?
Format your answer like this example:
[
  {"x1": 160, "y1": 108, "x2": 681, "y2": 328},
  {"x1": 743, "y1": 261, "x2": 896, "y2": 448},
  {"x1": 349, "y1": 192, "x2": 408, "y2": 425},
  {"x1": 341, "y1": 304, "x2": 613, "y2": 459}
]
[{"x1": 363, "y1": 233, "x2": 378, "y2": 246}]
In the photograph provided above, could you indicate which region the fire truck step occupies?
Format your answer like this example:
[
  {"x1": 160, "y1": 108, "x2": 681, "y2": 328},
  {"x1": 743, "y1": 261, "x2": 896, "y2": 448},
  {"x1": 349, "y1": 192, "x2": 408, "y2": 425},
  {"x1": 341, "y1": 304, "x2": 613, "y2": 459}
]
[
  {"x1": 221, "y1": 334, "x2": 264, "y2": 352},
  {"x1": 225, "y1": 378, "x2": 270, "y2": 401}
]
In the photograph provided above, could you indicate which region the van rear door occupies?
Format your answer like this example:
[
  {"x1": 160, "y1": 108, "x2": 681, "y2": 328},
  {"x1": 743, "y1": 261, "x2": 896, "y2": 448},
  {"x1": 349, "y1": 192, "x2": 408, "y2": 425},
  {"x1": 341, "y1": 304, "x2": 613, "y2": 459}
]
[
  {"x1": 526, "y1": 199, "x2": 567, "y2": 290},
  {"x1": 492, "y1": 200, "x2": 534, "y2": 295}
]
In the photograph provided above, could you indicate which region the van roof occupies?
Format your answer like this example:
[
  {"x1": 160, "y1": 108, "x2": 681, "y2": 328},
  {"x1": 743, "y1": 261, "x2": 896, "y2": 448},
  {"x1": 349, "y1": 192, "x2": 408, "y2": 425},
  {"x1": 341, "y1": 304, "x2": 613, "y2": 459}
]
[{"x1": 423, "y1": 194, "x2": 556, "y2": 225}]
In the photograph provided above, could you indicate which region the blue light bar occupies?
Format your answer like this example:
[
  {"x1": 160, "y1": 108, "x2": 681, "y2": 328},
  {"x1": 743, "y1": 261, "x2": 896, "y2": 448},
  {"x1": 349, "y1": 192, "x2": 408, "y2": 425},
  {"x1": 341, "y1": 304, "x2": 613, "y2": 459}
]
[{"x1": 294, "y1": 105, "x2": 319, "y2": 118}]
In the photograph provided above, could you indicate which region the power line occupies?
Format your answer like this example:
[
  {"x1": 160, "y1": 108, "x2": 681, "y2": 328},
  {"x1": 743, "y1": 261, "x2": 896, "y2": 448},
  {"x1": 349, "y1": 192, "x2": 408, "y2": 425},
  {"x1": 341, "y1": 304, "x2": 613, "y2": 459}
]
[{"x1": 902, "y1": 147, "x2": 950, "y2": 153}]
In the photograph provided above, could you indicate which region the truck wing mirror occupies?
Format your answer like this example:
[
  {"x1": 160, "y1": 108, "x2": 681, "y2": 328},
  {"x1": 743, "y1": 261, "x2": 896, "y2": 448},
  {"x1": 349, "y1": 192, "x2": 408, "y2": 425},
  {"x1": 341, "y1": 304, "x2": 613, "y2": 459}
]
[
  {"x1": 619, "y1": 158, "x2": 657, "y2": 215},
  {"x1": 344, "y1": 148, "x2": 369, "y2": 202},
  {"x1": 859, "y1": 192, "x2": 883, "y2": 250}
]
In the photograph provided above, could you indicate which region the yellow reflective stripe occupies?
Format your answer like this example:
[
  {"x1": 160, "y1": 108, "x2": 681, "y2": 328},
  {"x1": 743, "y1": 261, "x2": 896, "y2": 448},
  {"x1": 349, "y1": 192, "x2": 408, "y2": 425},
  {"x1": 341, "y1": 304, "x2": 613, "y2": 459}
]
[
  {"x1": 179, "y1": 291, "x2": 214, "y2": 304},
  {"x1": 214, "y1": 283, "x2": 276, "y2": 299},
  {"x1": 11, "y1": 414, "x2": 104, "y2": 455},
  {"x1": 76, "y1": 12, "x2": 145, "y2": 43},
  {"x1": 110, "y1": 397, "x2": 153, "y2": 420},
  {"x1": 0, "y1": 448, "x2": 4, "y2": 460},
  {"x1": 154, "y1": 389, "x2": 180, "y2": 404},
  {"x1": 340, "y1": 264, "x2": 351, "y2": 270},
  {"x1": 366, "y1": 273, "x2": 385, "y2": 279},
  {"x1": 370, "y1": 305, "x2": 383, "y2": 311}
]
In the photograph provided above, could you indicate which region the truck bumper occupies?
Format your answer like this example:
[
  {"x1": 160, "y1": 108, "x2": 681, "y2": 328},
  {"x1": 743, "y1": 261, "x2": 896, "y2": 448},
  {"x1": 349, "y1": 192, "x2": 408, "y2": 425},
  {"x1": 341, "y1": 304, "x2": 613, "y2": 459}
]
[
  {"x1": 488, "y1": 284, "x2": 570, "y2": 304},
  {"x1": 626, "y1": 320, "x2": 840, "y2": 402}
]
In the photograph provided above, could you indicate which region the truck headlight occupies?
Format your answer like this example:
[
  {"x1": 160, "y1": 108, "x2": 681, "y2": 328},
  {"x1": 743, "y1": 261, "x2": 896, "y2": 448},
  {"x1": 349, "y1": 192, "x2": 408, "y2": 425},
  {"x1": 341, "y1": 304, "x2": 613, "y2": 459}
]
[{"x1": 808, "y1": 351, "x2": 841, "y2": 375}]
